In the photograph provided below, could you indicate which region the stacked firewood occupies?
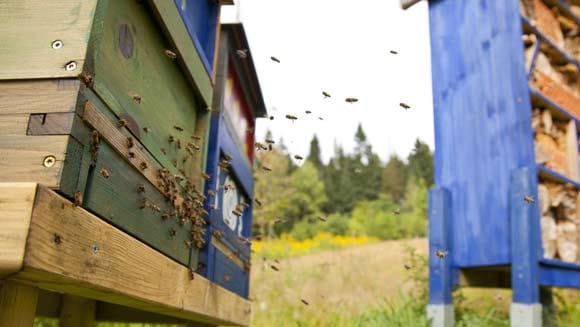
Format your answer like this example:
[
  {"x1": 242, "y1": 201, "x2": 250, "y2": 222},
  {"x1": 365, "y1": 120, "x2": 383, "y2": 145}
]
[
  {"x1": 539, "y1": 181, "x2": 579, "y2": 262},
  {"x1": 532, "y1": 108, "x2": 570, "y2": 175}
]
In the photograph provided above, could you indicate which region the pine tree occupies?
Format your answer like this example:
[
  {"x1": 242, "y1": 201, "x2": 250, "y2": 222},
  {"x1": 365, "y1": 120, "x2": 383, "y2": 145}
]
[
  {"x1": 306, "y1": 134, "x2": 323, "y2": 168},
  {"x1": 407, "y1": 139, "x2": 434, "y2": 186},
  {"x1": 381, "y1": 154, "x2": 408, "y2": 204}
]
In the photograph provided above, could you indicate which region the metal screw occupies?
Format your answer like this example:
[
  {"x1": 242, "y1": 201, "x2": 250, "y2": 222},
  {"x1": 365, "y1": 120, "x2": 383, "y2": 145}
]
[
  {"x1": 43, "y1": 155, "x2": 56, "y2": 168},
  {"x1": 91, "y1": 244, "x2": 99, "y2": 255},
  {"x1": 65, "y1": 61, "x2": 77, "y2": 71},
  {"x1": 51, "y1": 40, "x2": 63, "y2": 49}
]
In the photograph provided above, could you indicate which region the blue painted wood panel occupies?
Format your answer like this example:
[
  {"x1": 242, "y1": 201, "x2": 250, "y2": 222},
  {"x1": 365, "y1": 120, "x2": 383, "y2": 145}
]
[
  {"x1": 429, "y1": 0, "x2": 535, "y2": 267},
  {"x1": 428, "y1": 188, "x2": 453, "y2": 304},
  {"x1": 212, "y1": 248, "x2": 250, "y2": 297},
  {"x1": 174, "y1": 0, "x2": 219, "y2": 74}
]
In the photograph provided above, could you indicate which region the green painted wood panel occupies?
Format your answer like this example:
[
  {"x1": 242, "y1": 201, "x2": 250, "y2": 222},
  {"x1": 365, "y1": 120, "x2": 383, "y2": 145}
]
[
  {"x1": 83, "y1": 140, "x2": 193, "y2": 266},
  {"x1": 86, "y1": 0, "x2": 209, "y2": 190}
]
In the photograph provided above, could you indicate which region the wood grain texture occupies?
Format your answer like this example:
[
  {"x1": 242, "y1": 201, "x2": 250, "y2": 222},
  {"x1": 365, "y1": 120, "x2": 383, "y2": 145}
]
[
  {"x1": 0, "y1": 281, "x2": 39, "y2": 327},
  {"x1": 0, "y1": 80, "x2": 80, "y2": 114},
  {"x1": 0, "y1": 0, "x2": 98, "y2": 79},
  {"x1": 0, "y1": 115, "x2": 31, "y2": 136},
  {"x1": 60, "y1": 295, "x2": 96, "y2": 327},
  {"x1": 0, "y1": 183, "x2": 37, "y2": 276},
  {"x1": 14, "y1": 185, "x2": 250, "y2": 326},
  {"x1": 0, "y1": 136, "x2": 69, "y2": 188},
  {"x1": 27, "y1": 113, "x2": 76, "y2": 135}
]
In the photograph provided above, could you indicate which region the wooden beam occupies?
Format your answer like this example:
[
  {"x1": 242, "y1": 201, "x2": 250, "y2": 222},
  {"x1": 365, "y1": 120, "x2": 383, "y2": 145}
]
[
  {"x1": 0, "y1": 183, "x2": 37, "y2": 276},
  {"x1": 0, "y1": 114, "x2": 30, "y2": 136},
  {"x1": 96, "y1": 302, "x2": 185, "y2": 323},
  {"x1": 0, "y1": 281, "x2": 39, "y2": 327},
  {"x1": 11, "y1": 184, "x2": 250, "y2": 326},
  {"x1": 0, "y1": 0, "x2": 98, "y2": 79},
  {"x1": 0, "y1": 80, "x2": 80, "y2": 114},
  {"x1": 60, "y1": 294, "x2": 96, "y2": 327}
]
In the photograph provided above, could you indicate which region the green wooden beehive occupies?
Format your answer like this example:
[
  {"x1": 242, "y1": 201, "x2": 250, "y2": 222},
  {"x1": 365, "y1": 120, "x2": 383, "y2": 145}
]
[{"x1": 0, "y1": 0, "x2": 223, "y2": 268}]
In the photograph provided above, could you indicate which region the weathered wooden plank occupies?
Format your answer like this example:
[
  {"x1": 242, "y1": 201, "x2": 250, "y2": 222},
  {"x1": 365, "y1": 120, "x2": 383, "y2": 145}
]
[
  {"x1": 86, "y1": 0, "x2": 207, "y2": 192},
  {"x1": 149, "y1": 0, "x2": 214, "y2": 106},
  {"x1": 0, "y1": 281, "x2": 39, "y2": 327},
  {"x1": 13, "y1": 185, "x2": 250, "y2": 326},
  {"x1": 83, "y1": 141, "x2": 192, "y2": 266},
  {"x1": 59, "y1": 295, "x2": 95, "y2": 327},
  {"x1": 0, "y1": 80, "x2": 80, "y2": 114},
  {"x1": 0, "y1": 183, "x2": 37, "y2": 276},
  {"x1": 27, "y1": 113, "x2": 75, "y2": 135},
  {"x1": 0, "y1": 114, "x2": 30, "y2": 136},
  {"x1": 96, "y1": 302, "x2": 185, "y2": 323},
  {"x1": 0, "y1": 0, "x2": 98, "y2": 79},
  {"x1": 0, "y1": 136, "x2": 69, "y2": 188}
]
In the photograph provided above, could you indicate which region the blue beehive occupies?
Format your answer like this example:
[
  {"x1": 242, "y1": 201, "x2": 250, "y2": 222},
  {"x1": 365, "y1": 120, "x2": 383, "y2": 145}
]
[
  {"x1": 197, "y1": 23, "x2": 267, "y2": 298},
  {"x1": 425, "y1": 0, "x2": 580, "y2": 326}
]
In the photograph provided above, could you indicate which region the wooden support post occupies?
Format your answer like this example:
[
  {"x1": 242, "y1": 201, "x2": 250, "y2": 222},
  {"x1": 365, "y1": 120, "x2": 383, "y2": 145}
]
[
  {"x1": 59, "y1": 294, "x2": 96, "y2": 327},
  {"x1": 427, "y1": 188, "x2": 454, "y2": 327},
  {"x1": 510, "y1": 168, "x2": 542, "y2": 327},
  {"x1": 0, "y1": 281, "x2": 39, "y2": 327}
]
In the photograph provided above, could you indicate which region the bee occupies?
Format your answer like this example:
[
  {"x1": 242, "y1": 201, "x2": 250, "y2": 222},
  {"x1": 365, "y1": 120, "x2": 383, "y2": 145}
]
[
  {"x1": 322, "y1": 91, "x2": 331, "y2": 98},
  {"x1": 189, "y1": 267, "x2": 195, "y2": 280},
  {"x1": 210, "y1": 203, "x2": 217, "y2": 210},
  {"x1": 274, "y1": 217, "x2": 286, "y2": 224},
  {"x1": 169, "y1": 228, "x2": 177, "y2": 237},
  {"x1": 208, "y1": 190, "x2": 215, "y2": 197},
  {"x1": 261, "y1": 165, "x2": 272, "y2": 172},
  {"x1": 238, "y1": 237, "x2": 251, "y2": 245},
  {"x1": 140, "y1": 162, "x2": 148, "y2": 170},
  {"x1": 285, "y1": 114, "x2": 298, "y2": 121},
  {"x1": 184, "y1": 240, "x2": 192, "y2": 248},
  {"x1": 127, "y1": 137, "x2": 135, "y2": 148},
  {"x1": 223, "y1": 184, "x2": 234, "y2": 192},
  {"x1": 140, "y1": 199, "x2": 149, "y2": 209},
  {"x1": 435, "y1": 250, "x2": 447, "y2": 259},
  {"x1": 223, "y1": 153, "x2": 233, "y2": 161},
  {"x1": 78, "y1": 71, "x2": 93, "y2": 86},
  {"x1": 301, "y1": 299, "x2": 310, "y2": 306},
  {"x1": 274, "y1": 259, "x2": 280, "y2": 264},
  {"x1": 270, "y1": 56, "x2": 280, "y2": 63},
  {"x1": 393, "y1": 208, "x2": 401, "y2": 215},
  {"x1": 118, "y1": 118, "x2": 128, "y2": 128},
  {"x1": 91, "y1": 130, "x2": 100, "y2": 144},
  {"x1": 404, "y1": 264, "x2": 411, "y2": 270},
  {"x1": 305, "y1": 110, "x2": 312, "y2": 114},
  {"x1": 143, "y1": 127, "x2": 150, "y2": 133},
  {"x1": 174, "y1": 126, "x2": 183, "y2": 132},
  {"x1": 269, "y1": 116, "x2": 274, "y2": 120},
  {"x1": 240, "y1": 201, "x2": 250, "y2": 208},
  {"x1": 318, "y1": 117, "x2": 324, "y2": 121},
  {"x1": 270, "y1": 265, "x2": 279, "y2": 271},
  {"x1": 191, "y1": 135, "x2": 202, "y2": 141},
  {"x1": 524, "y1": 195, "x2": 534, "y2": 203},
  {"x1": 354, "y1": 168, "x2": 362, "y2": 174},
  {"x1": 294, "y1": 155, "x2": 304, "y2": 161},
  {"x1": 265, "y1": 139, "x2": 275, "y2": 144},
  {"x1": 161, "y1": 214, "x2": 169, "y2": 220},
  {"x1": 168, "y1": 135, "x2": 175, "y2": 143},
  {"x1": 255, "y1": 198, "x2": 262, "y2": 206},
  {"x1": 255, "y1": 142, "x2": 268, "y2": 151},
  {"x1": 132, "y1": 94, "x2": 142, "y2": 104},
  {"x1": 345, "y1": 97, "x2": 359, "y2": 103},
  {"x1": 100, "y1": 168, "x2": 110, "y2": 178},
  {"x1": 164, "y1": 49, "x2": 178, "y2": 59},
  {"x1": 190, "y1": 143, "x2": 201, "y2": 151},
  {"x1": 171, "y1": 159, "x2": 177, "y2": 167},
  {"x1": 160, "y1": 148, "x2": 167, "y2": 155},
  {"x1": 232, "y1": 208, "x2": 243, "y2": 217},
  {"x1": 183, "y1": 155, "x2": 189, "y2": 163},
  {"x1": 390, "y1": 50, "x2": 398, "y2": 55},
  {"x1": 317, "y1": 216, "x2": 327, "y2": 222},
  {"x1": 177, "y1": 139, "x2": 181, "y2": 149},
  {"x1": 74, "y1": 191, "x2": 82, "y2": 206},
  {"x1": 201, "y1": 173, "x2": 211, "y2": 180},
  {"x1": 236, "y1": 49, "x2": 248, "y2": 58},
  {"x1": 128, "y1": 151, "x2": 136, "y2": 158},
  {"x1": 399, "y1": 102, "x2": 410, "y2": 110}
]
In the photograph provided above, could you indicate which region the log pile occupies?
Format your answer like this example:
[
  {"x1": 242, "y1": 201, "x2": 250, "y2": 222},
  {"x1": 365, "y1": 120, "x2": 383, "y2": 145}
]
[
  {"x1": 538, "y1": 182, "x2": 579, "y2": 262},
  {"x1": 532, "y1": 108, "x2": 570, "y2": 176}
]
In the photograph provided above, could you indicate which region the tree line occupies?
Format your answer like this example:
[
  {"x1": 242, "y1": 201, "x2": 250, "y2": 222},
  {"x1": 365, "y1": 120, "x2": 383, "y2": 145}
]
[{"x1": 253, "y1": 124, "x2": 433, "y2": 241}]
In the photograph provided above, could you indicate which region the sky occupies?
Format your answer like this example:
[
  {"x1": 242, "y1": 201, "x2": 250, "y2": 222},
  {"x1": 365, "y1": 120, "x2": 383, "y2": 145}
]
[{"x1": 222, "y1": 0, "x2": 433, "y2": 164}]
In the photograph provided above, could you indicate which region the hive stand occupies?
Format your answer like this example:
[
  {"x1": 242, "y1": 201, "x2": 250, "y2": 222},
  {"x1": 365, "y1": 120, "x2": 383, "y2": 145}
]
[{"x1": 427, "y1": 1, "x2": 580, "y2": 327}]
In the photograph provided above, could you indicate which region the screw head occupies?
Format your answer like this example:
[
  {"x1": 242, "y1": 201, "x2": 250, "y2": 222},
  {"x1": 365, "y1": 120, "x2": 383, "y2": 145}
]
[
  {"x1": 65, "y1": 61, "x2": 77, "y2": 71},
  {"x1": 51, "y1": 40, "x2": 63, "y2": 49},
  {"x1": 43, "y1": 155, "x2": 56, "y2": 168}
]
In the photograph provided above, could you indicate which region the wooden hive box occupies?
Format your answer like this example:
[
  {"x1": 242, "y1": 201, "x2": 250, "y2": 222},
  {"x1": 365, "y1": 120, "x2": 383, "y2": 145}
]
[{"x1": 0, "y1": 0, "x2": 224, "y2": 289}]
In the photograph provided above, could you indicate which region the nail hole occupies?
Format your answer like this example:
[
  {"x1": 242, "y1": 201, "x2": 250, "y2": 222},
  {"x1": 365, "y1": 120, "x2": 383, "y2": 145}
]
[
  {"x1": 65, "y1": 61, "x2": 77, "y2": 71},
  {"x1": 43, "y1": 155, "x2": 56, "y2": 168},
  {"x1": 91, "y1": 244, "x2": 99, "y2": 255},
  {"x1": 51, "y1": 40, "x2": 63, "y2": 49}
]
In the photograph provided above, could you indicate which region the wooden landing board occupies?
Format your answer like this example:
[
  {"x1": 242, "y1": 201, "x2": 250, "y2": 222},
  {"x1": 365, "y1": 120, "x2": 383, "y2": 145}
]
[
  {"x1": 0, "y1": 0, "x2": 98, "y2": 79},
  {"x1": 1, "y1": 184, "x2": 250, "y2": 326}
]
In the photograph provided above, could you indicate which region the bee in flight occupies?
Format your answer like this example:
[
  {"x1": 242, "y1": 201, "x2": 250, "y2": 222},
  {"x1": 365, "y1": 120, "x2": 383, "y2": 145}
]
[
  {"x1": 322, "y1": 91, "x2": 331, "y2": 98},
  {"x1": 523, "y1": 195, "x2": 534, "y2": 204},
  {"x1": 270, "y1": 56, "x2": 280, "y2": 63},
  {"x1": 345, "y1": 97, "x2": 359, "y2": 103}
]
